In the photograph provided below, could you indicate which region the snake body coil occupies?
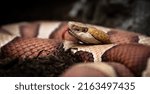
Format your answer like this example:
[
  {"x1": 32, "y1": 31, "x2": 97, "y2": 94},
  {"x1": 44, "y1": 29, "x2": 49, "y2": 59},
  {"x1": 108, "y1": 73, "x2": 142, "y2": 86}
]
[{"x1": 0, "y1": 21, "x2": 150, "y2": 77}]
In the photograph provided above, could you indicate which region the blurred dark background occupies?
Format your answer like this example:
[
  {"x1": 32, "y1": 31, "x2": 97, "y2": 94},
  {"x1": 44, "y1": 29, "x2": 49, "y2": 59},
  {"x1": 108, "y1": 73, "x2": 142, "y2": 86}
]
[{"x1": 0, "y1": 0, "x2": 150, "y2": 36}]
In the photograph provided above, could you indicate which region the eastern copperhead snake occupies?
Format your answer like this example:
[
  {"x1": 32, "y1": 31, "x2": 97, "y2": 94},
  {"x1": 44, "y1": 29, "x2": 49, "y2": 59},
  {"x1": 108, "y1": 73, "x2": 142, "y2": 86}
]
[{"x1": 0, "y1": 21, "x2": 150, "y2": 77}]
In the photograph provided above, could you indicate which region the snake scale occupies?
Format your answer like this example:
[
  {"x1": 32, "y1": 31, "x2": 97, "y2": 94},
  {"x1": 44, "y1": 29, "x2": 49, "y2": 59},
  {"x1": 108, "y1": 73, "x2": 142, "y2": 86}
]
[{"x1": 0, "y1": 21, "x2": 150, "y2": 77}]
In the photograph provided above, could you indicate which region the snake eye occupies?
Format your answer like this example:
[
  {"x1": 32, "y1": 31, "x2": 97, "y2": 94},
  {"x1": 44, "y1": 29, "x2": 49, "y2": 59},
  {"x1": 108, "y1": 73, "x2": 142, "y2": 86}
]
[{"x1": 82, "y1": 27, "x2": 88, "y2": 32}]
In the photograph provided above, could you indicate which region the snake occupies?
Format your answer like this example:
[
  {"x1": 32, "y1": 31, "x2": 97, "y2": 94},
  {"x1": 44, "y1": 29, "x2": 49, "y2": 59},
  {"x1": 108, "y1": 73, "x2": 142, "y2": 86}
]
[{"x1": 0, "y1": 21, "x2": 150, "y2": 77}]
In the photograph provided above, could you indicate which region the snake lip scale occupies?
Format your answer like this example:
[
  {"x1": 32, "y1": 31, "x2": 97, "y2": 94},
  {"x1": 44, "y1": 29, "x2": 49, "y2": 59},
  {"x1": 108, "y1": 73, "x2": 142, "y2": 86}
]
[{"x1": 0, "y1": 21, "x2": 150, "y2": 77}]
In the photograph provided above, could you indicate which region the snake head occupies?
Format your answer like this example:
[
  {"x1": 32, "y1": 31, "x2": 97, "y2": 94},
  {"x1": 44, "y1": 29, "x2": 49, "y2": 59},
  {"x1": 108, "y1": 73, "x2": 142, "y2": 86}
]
[
  {"x1": 68, "y1": 21, "x2": 111, "y2": 44},
  {"x1": 68, "y1": 21, "x2": 102, "y2": 44}
]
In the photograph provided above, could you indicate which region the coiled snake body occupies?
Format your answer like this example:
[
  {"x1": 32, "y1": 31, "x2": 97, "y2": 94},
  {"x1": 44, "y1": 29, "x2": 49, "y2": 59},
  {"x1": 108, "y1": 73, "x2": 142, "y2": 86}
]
[{"x1": 0, "y1": 21, "x2": 150, "y2": 77}]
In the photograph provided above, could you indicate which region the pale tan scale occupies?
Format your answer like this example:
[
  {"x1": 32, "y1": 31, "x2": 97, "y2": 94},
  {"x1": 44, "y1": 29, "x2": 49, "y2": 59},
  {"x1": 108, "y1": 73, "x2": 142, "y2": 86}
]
[
  {"x1": 2, "y1": 22, "x2": 25, "y2": 36},
  {"x1": 138, "y1": 35, "x2": 150, "y2": 46},
  {"x1": 38, "y1": 21, "x2": 61, "y2": 38},
  {"x1": 0, "y1": 22, "x2": 37, "y2": 47},
  {"x1": 0, "y1": 32, "x2": 16, "y2": 48},
  {"x1": 142, "y1": 58, "x2": 150, "y2": 76},
  {"x1": 0, "y1": 23, "x2": 21, "y2": 47}
]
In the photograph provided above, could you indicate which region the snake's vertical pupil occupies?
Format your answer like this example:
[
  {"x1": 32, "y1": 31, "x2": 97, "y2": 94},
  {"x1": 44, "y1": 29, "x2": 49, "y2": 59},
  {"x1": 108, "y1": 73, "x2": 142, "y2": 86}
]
[{"x1": 82, "y1": 27, "x2": 88, "y2": 32}]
